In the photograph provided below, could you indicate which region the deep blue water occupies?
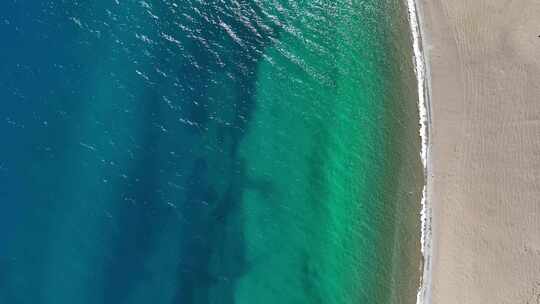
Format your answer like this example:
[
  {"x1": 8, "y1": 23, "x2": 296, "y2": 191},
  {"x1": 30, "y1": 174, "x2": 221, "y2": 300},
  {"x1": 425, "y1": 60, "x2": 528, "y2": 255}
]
[{"x1": 1, "y1": 2, "x2": 276, "y2": 303}]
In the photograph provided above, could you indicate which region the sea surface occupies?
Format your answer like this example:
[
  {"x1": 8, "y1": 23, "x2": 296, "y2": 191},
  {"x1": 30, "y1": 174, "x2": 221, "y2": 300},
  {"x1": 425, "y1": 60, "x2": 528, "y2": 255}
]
[{"x1": 0, "y1": 1, "x2": 423, "y2": 303}]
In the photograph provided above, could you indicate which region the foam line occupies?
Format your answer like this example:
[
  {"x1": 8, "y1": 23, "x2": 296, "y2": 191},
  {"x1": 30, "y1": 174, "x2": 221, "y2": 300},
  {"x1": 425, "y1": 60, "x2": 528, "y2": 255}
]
[{"x1": 405, "y1": 0, "x2": 433, "y2": 303}]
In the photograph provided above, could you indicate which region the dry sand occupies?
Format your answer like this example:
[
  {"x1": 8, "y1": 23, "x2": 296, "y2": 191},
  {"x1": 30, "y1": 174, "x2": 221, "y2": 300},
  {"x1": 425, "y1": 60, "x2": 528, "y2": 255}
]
[{"x1": 418, "y1": 0, "x2": 540, "y2": 303}]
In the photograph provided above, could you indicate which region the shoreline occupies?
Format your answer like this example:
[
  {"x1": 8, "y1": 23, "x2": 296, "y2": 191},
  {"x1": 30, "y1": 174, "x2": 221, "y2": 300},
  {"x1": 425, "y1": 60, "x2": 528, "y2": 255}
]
[
  {"x1": 404, "y1": 0, "x2": 433, "y2": 303},
  {"x1": 409, "y1": 1, "x2": 540, "y2": 303}
]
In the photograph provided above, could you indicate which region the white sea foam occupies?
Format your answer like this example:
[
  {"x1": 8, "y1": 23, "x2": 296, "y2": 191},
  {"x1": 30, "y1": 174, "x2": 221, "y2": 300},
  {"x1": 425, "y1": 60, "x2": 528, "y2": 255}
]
[{"x1": 405, "y1": 0, "x2": 432, "y2": 304}]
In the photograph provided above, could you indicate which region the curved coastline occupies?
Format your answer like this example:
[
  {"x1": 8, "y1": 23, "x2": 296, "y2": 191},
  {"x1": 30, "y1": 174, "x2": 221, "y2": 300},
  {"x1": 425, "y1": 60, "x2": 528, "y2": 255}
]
[{"x1": 405, "y1": 0, "x2": 433, "y2": 303}]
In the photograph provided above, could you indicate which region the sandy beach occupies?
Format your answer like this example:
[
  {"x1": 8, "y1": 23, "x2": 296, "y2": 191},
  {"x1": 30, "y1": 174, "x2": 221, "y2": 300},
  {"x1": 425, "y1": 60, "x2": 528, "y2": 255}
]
[{"x1": 417, "y1": 0, "x2": 540, "y2": 303}]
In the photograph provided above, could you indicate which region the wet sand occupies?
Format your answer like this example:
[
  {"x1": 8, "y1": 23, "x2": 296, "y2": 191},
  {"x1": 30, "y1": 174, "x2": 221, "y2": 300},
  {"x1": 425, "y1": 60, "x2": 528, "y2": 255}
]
[{"x1": 418, "y1": 0, "x2": 540, "y2": 303}]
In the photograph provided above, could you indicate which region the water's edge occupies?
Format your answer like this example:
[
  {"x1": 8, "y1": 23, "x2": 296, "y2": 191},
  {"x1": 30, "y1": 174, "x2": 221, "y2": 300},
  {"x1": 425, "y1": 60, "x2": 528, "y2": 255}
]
[{"x1": 404, "y1": 0, "x2": 433, "y2": 303}]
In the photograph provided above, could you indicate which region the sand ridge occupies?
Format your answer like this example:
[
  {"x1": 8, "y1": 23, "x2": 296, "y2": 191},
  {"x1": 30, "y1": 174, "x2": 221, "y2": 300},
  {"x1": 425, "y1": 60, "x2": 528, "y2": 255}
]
[{"x1": 419, "y1": 0, "x2": 540, "y2": 303}]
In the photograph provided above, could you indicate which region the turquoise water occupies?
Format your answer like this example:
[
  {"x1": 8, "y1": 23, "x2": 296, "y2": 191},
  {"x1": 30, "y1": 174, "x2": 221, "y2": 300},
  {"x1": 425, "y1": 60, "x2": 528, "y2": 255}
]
[{"x1": 0, "y1": 1, "x2": 423, "y2": 303}]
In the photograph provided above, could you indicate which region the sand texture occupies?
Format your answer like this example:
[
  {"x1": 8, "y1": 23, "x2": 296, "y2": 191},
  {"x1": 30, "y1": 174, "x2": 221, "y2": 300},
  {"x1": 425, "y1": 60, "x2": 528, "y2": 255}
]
[{"x1": 419, "y1": 0, "x2": 540, "y2": 303}]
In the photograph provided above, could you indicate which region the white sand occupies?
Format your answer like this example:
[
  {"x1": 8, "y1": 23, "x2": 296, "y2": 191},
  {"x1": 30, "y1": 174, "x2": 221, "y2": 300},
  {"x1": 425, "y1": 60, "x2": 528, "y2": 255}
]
[{"x1": 417, "y1": 0, "x2": 540, "y2": 303}]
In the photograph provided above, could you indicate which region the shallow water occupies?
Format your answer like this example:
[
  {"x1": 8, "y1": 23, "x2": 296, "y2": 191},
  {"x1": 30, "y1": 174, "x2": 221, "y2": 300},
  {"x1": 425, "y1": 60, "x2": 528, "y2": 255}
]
[{"x1": 0, "y1": 1, "x2": 423, "y2": 303}]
